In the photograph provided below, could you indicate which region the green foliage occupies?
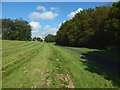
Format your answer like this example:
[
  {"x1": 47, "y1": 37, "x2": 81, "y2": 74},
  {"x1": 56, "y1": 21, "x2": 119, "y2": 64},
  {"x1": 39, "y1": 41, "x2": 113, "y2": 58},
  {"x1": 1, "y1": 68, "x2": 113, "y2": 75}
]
[
  {"x1": 44, "y1": 34, "x2": 55, "y2": 42},
  {"x1": 56, "y1": 2, "x2": 120, "y2": 48},
  {"x1": 2, "y1": 18, "x2": 32, "y2": 41},
  {"x1": 32, "y1": 37, "x2": 43, "y2": 42},
  {"x1": 103, "y1": 1, "x2": 120, "y2": 46}
]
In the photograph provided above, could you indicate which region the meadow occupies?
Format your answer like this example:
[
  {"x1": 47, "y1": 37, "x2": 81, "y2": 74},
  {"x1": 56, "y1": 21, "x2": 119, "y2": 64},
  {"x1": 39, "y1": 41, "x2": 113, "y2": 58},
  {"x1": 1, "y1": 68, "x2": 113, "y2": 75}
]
[{"x1": 2, "y1": 40, "x2": 120, "y2": 88}]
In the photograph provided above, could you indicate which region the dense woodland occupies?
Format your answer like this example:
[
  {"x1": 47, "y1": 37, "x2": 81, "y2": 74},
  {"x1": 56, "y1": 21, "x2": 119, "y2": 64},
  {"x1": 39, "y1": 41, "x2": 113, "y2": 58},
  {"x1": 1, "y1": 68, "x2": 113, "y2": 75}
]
[
  {"x1": 1, "y1": 18, "x2": 32, "y2": 41},
  {"x1": 56, "y1": 1, "x2": 120, "y2": 48}
]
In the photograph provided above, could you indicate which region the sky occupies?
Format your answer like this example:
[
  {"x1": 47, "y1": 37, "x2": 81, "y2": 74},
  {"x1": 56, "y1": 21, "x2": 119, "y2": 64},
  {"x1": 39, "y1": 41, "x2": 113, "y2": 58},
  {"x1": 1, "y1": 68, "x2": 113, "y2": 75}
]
[{"x1": 2, "y1": 2, "x2": 113, "y2": 39}]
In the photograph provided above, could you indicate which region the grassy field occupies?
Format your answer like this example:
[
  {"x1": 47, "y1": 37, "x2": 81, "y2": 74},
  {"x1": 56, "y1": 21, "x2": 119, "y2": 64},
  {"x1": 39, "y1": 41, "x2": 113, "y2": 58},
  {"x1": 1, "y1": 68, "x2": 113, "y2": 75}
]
[{"x1": 2, "y1": 40, "x2": 120, "y2": 88}]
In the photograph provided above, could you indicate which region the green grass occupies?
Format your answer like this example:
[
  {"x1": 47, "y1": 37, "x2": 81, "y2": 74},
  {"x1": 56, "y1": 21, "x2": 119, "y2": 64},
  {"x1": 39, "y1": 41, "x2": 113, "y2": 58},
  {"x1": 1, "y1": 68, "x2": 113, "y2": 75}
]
[
  {"x1": 2, "y1": 40, "x2": 120, "y2": 88},
  {"x1": 72, "y1": 47, "x2": 99, "y2": 52}
]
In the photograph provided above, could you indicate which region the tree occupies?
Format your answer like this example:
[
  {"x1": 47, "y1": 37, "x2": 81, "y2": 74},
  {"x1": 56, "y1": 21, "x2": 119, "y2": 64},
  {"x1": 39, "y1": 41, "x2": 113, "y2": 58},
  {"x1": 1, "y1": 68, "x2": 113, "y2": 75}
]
[
  {"x1": 56, "y1": 1, "x2": 120, "y2": 48},
  {"x1": 33, "y1": 37, "x2": 43, "y2": 42},
  {"x1": 44, "y1": 34, "x2": 55, "y2": 42},
  {"x1": 2, "y1": 18, "x2": 15, "y2": 40},
  {"x1": 2, "y1": 18, "x2": 32, "y2": 41},
  {"x1": 103, "y1": 1, "x2": 120, "y2": 47}
]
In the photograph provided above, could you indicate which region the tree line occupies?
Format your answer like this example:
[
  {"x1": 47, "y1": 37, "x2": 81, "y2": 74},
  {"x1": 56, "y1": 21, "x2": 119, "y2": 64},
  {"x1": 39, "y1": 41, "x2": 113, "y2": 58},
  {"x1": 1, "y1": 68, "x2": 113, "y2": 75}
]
[
  {"x1": 55, "y1": 1, "x2": 120, "y2": 48},
  {"x1": 1, "y1": 18, "x2": 32, "y2": 41}
]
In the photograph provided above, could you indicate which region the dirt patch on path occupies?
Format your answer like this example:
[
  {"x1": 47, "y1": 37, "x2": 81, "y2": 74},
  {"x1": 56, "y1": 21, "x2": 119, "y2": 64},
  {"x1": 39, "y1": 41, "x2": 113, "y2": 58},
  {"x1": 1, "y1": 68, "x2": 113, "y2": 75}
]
[{"x1": 57, "y1": 74, "x2": 74, "y2": 88}]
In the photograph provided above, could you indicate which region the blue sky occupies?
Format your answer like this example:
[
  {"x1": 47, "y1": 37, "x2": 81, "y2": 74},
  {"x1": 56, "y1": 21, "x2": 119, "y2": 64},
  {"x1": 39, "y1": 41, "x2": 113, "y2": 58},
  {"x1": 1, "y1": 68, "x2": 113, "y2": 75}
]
[{"x1": 2, "y1": 2, "x2": 112, "y2": 38}]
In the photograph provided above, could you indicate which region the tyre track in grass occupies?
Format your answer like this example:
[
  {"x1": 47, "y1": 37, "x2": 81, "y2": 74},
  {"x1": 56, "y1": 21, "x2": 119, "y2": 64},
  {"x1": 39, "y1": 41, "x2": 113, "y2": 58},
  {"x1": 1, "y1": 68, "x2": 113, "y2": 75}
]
[
  {"x1": 2, "y1": 42, "x2": 40, "y2": 58},
  {"x1": 48, "y1": 43, "x2": 74, "y2": 88},
  {"x1": 2, "y1": 40, "x2": 33, "y2": 50},
  {"x1": 2, "y1": 42, "x2": 41, "y2": 67},
  {"x1": 30, "y1": 42, "x2": 53, "y2": 88},
  {"x1": 2, "y1": 42, "x2": 44, "y2": 79},
  {"x1": 3, "y1": 42, "x2": 52, "y2": 88},
  {"x1": 2, "y1": 41, "x2": 34, "y2": 51}
]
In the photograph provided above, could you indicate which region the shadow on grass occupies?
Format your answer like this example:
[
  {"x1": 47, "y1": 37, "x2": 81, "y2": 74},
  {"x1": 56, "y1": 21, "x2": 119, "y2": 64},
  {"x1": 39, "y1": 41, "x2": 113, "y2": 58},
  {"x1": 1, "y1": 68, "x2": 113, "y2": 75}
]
[
  {"x1": 81, "y1": 50, "x2": 120, "y2": 87},
  {"x1": 55, "y1": 44, "x2": 120, "y2": 87}
]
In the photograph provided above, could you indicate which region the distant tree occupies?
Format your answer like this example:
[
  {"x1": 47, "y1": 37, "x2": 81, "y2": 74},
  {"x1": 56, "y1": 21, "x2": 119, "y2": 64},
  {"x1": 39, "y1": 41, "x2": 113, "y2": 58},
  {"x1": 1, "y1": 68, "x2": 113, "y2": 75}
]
[
  {"x1": 33, "y1": 37, "x2": 37, "y2": 41},
  {"x1": 0, "y1": 19, "x2": 2, "y2": 35},
  {"x1": 44, "y1": 34, "x2": 55, "y2": 42},
  {"x1": 33, "y1": 37, "x2": 43, "y2": 42},
  {"x1": 37, "y1": 37, "x2": 43, "y2": 42}
]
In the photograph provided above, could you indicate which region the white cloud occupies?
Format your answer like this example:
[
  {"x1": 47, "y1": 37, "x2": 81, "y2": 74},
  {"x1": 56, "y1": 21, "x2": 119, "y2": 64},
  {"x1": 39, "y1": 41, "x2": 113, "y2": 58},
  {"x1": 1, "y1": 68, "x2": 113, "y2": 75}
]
[
  {"x1": 28, "y1": 6, "x2": 59, "y2": 38},
  {"x1": 29, "y1": 21, "x2": 41, "y2": 38},
  {"x1": 68, "y1": 8, "x2": 83, "y2": 19},
  {"x1": 36, "y1": 6, "x2": 46, "y2": 12},
  {"x1": 29, "y1": 22, "x2": 58, "y2": 39},
  {"x1": 39, "y1": 11, "x2": 58, "y2": 20},
  {"x1": 29, "y1": 21, "x2": 41, "y2": 30},
  {"x1": 29, "y1": 11, "x2": 58, "y2": 20},
  {"x1": 50, "y1": 7, "x2": 59, "y2": 12},
  {"x1": 32, "y1": 31, "x2": 42, "y2": 38},
  {"x1": 29, "y1": 12, "x2": 40, "y2": 19},
  {"x1": 42, "y1": 25, "x2": 58, "y2": 38}
]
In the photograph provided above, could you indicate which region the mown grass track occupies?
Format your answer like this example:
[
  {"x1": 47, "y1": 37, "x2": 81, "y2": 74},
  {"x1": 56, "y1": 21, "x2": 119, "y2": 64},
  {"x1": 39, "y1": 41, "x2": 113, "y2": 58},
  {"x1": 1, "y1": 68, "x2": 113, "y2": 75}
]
[{"x1": 2, "y1": 40, "x2": 120, "y2": 88}]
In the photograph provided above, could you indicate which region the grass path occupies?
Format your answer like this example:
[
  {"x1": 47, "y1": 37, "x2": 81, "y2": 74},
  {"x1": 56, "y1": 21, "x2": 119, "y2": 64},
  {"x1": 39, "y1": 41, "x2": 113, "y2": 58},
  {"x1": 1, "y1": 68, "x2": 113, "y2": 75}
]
[{"x1": 2, "y1": 40, "x2": 120, "y2": 88}]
